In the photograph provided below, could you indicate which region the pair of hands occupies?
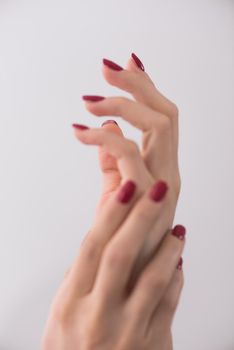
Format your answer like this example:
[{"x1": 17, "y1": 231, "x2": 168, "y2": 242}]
[{"x1": 41, "y1": 53, "x2": 186, "y2": 349}]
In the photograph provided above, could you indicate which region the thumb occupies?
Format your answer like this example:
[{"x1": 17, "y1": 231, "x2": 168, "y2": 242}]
[
  {"x1": 93, "y1": 120, "x2": 124, "y2": 217},
  {"x1": 98, "y1": 120, "x2": 124, "y2": 196}
]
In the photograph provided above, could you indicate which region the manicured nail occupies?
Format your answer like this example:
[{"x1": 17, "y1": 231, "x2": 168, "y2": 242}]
[
  {"x1": 103, "y1": 58, "x2": 124, "y2": 71},
  {"x1": 172, "y1": 225, "x2": 186, "y2": 240},
  {"x1": 72, "y1": 123, "x2": 90, "y2": 131},
  {"x1": 117, "y1": 180, "x2": 136, "y2": 204},
  {"x1": 131, "y1": 53, "x2": 145, "y2": 71},
  {"x1": 149, "y1": 180, "x2": 168, "y2": 202},
  {"x1": 177, "y1": 257, "x2": 183, "y2": 270},
  {"x1": 102, "y1": 120, "x2": 118, "y2": 127},
  {"x1": 82, "y1": 95, "x2": 105, "y2": 102}
]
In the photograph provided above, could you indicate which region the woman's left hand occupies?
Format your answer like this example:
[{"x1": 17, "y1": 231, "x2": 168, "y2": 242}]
[{"x1": 40, "y1": 54, "x2": 185, "y2": 349}]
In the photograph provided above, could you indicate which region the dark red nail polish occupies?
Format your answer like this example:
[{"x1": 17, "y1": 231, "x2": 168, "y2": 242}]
[
  {"x1": 149, "y1": 180, "x2": 168, "y2": 202},
  {"x1": 82, "y1": 95, "x2": 105, "y2": 102},
  {"x1": 172, "y1": 225, "x2": 186, "y2": 240},
  {"x1": 102, "y1": 120, "x2": 118, "y2": 127},
  {"x1": 131, "y1": 53, "x2": 145, "y2": 71},
  {"x1": 117, "y1": 180, "x2": 136, "y2": 204},
  {"x1": 72, "y1": 123, "x2": 90, "y2": 131},
  {"x1": 103, "y1": 58, "x2": 124, "y2": 71},
  {"x1": 177, "y1": 257, "x2": 183, "y2": 270}
]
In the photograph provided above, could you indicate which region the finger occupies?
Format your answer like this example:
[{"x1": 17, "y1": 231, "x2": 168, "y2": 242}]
[
  {"x1": 102, "y1": 56, "x2": 179, "y2": 163},
  {"x1": 64, "y1": 179, "x2": 138, "y2": 297},
  {"x1": 98, "y1": 120, "x2": 123, "y2": 175},
  {"x1": 126, "y1": 54, "x2": 179, "y2": 152},
  {"x1": 96, "y1": 120, "x2": 123, "y2": 212},
  {"x1": 127, "y1": 225, "x2": 186, "y2": 329},
  {"x1": 92, "y1": 180, "x2": 169, "y2": 304},
  {"x1": 63, "y1": 267, "x2": 70, "y2": 279},
  {"x1": 102, "y1": 55, "x2": 179, "y2": 172},
  {"x1": 102, "y1": 55, "x2": 179, "y2": 120},
  {"x1": 68, "y1": 125, "x2": 152, "y2": 297},
  {"x1": 73, "y1": 125, "x2": 153, "y2": 191},
  {"x1": 146, "y1": 262, "x2": 184, "y2": 340},
  {"x1": 82, "y1": 95, "x2": 171, "y2": 134},
  {"x1": 81, "y1": 96, "x2": 176, "y2": 178}
]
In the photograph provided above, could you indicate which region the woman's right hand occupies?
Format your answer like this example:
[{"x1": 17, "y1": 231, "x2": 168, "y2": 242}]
[
  {"x1": 68, "y1": 54, "x2": 185, "y2": 348},
  {"x1": 75, "y1": 53, "x2": 182, "y2": 284},
  {"x1": 41, "y1": 178, "x2": 185, "y2": 350}
]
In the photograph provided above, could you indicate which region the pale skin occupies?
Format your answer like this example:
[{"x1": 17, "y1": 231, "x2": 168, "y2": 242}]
[{"x1": 40, "y1": 54, "x2": 185, "y2": 349}]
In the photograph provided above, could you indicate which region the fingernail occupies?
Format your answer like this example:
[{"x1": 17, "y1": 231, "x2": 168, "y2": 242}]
[
  {"x1": 72, "y1": 123, "x2": 90, "y2": 131},
  {"x1": 82, "y1": 95, "x2": 105, "y2": 102},
  {"x1": 103, "y1": 58, "x2": 124, "y2": 71},
  {"x1": 102, "y1": 120, "x2": 118, "y2": 127},
  {"x1": 149, "y1": 180, "x2": 168, "y2": 202},
  {"x1": 177, "y1": 257, "x2": 183, "y2": 270},
  {"x1": 117, "y1": 180, "x2": 136, "y2": 204},
  {"x1": 131, "y1": 52, "x2": 145, "y2": 71},
  {"x1": 172, "y1": 225, "x2": 186, "y2": 240}
]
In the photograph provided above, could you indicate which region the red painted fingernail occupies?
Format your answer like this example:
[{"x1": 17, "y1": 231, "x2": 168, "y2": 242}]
[
  {"x1": 72, "y1": 123, "x2": 90, "y2": 131},
  {"x1": 103, "y1": 58, "x2": 124, "y2": 71},
  {"x1": 177, "y1": 257, "x2": 183, "y2": 270},
  {"x1": 131, "y1": 53, "x2": 145, "y2": 71},
  {"x1": 172, "y1": 225, "x2": 186, "y2": 240},
  {"x1": 82, "y1": 95, "x2": 105, "y2": 102},
  {"x1": 117, "y1": 180, "x2": 136, "y2": 204},
  {"x1": 149, "y1": 180, "x2": 168, "y2": 202},
  {"x1": 102, "y1": 120, "x2": 118, "y2": 127}
]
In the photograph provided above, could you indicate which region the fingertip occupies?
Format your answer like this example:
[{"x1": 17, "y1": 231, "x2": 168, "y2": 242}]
[
  {"x1": 131, "y1": 52, "x2": 145, "y2": 71},
  {"x1": 176, "y1": 257, "x2": 183, "y2": 271},
  {"x1": 72, "y1": 123, "x2": 90, "y2": 131},
  {"x1": 172, "y1": 225, "x2": 186, "y2": 240},
  {"x1": 101, "y1": 120, "x2": 118, "y2": 127},
  {"x1": 126, "y1": 56, "x2": 138, "y2": 72},
  {"x1": 101, "y1": 120, "x2": 124, "y2": 137}
]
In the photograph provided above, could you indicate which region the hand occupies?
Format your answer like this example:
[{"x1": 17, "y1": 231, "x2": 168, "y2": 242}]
[
  {"x1": 74, "y1": 53, "x2": 181, "y2": 282},
  {"x1": 41, "y1": 178, "x2": 185, "y2": 350},
  {"x1": 41, "y1": 53, "x2": 185, "y2": 349}
]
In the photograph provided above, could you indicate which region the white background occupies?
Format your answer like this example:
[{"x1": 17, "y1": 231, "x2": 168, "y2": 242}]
[{"x1": 0, "y1": 0, "x2": 234, "y2": 349}]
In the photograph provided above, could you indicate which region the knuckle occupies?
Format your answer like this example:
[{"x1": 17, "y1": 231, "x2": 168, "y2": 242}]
[
  {"x1": 124, "y1": 139, "x2": 139, "y2": 157},
  {"x1": 164, "y1": 275, "x2": 184, "y2": 313},
  {"x1": 180, "y1": 272, "x2": 185, "y2": 289},
  {"x1": 82, "y1": 235, "x2": 101, "y2": 261},
  {"x1": 118, "y1": 96, "x2": 130, "y2": 104},
  {"x1": 163, "y1": 295, "x2": 178, "y2": 314},
  {"x1": 154, "y1": 276, "x2": 168, "y2": 291},
  {"x1": 174, "y1": 175, "x2": 181, "y2": 197},
  {"x1": 51, "y1": 303, "x2": 69, "y2": 326},
  {"x1": 135, "y1": 205, "x2": 154, "y2": 222},
  {"x1": 64, "y1": 268, "x2": 70, "y2": 279},
  {"x1": 170, "y1": 103, "x2": 179, "y2": 119},
  {"x1": 83, "y1": 318, "x2": 106, "y2": 349},
  {"x1": 151, "y1": 117, "x2": 171, "y2": 137},
  {"x1": 145, "y1": 274, "x2": 168, "y2": 294},
  {"x1": 172, "y1": 171, "x2": 181, "y2": 198},
  {"x1": 114, "y1": 96, "x2": 130, "y2": 114},
  {"x1": 104, "y1": 246, "x2": 133, "y2": 269},
  {"x1": 158, "y1": 116, "x2": 172, "y2": 133}
]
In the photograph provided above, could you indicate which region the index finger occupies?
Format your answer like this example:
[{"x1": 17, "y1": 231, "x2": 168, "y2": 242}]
[{"x1": 103, "y1": 55, "x2": 179, "y2": 120}]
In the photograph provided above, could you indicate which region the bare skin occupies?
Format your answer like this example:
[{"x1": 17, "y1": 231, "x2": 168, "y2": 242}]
[{"x1": 40, "y1": 54, "x2": 185, "y2": 349}]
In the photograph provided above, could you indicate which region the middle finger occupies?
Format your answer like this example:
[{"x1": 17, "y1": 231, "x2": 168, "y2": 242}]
[{"x1": 82, "y1": 95, "x2": 171, "y2": 135}]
